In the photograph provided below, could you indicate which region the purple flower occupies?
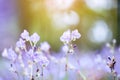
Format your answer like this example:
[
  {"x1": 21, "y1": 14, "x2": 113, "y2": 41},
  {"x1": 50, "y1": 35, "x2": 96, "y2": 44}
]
[
  {"x1": 27, "y1": 49, "x2": 34, "y2": 58},
  {"x1": 27, "y1": 49, "x2": 38, "y2": 61},
  {"x1": 40, "y1": 42, "x2": 50, "y2": 52},
  {"x1": 71, "y1": 29, "x2": 81, "y2": 41},
  {"x1": 62, "y1": 45, "x2": 74, "y2": 54},
  {"x1": 38, "y1": 55, "x2": 49, "y2": 67},
  {"x1": 2, "y1": 48, "x2": 17, "y2": 61},
  {"x1": 2, "y1": 48, "x2": 8, "y2": 58},
  {"x1": 27, "y1": 49, "x2": 49, "y2": 67},
  {"x1": 30, "y1": 33, "x2": 40, "y2": 44},
  {"x1": 27, "y1": 50, "x2": 49, "y2": 67},
  {"x1": 60, "y1": 29, "x2": 81, "y2": 55},
  {"x1": 8, "y1": 48, "x2": 17, "y2": 61},
  {"x1": 16, "y1": 38, "x2": 25, "y2": 48},
  {"x1": 60, "y1": 30, "x2": 71, "y2": 43},
  {"x1": 20, "y1": 30, "x2": 30, "y2": 41},
  {"x1": 60, "y1": 29, "x2": 81, "y2": 43}
]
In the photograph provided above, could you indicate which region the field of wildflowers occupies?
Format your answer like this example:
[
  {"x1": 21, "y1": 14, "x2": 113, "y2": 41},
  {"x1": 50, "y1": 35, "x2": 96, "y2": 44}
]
[
  {"x1": 0, "y1": 29, "x2": 120, "y2": 80},
  {"x1": 0, "y1": 0, "x2": 118, "y2": 80}
]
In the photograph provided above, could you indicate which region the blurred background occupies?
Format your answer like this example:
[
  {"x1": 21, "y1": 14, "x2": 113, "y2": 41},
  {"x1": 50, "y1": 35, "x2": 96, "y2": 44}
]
[{"x1": 0, "y1": 0, "x2": 118, "y2": 52}]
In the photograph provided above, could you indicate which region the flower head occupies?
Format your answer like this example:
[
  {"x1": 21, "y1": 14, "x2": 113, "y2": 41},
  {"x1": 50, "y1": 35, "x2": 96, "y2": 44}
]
[
  {"x1": 40, "y1": 42, "x2": 50, "y2": 52},
  {"x1": 2, "y1": 48, "x2": 17, "y2": 61},
  {"x1": 27, "y1": 49, "x2": 49, "y2": 67},
  {"x1": 20, "y1": 30, "x2": 30, "y2": 41},
  {"x1": 27, "y1": 49, "x2": 34, "y2": 58},
  {"x1": 39, "y1": 55, "x2": 49, "y2": 67},
  {"x1": 60, "y1": 30, "x2": 71, "y2": 43},
  {"x1": 60, "y1": 29, "x2": 81, "y2": 43},
  {"x1": 71, "y1": 29, "x2": 81, "y2": 41},
  {"x1": 2, "y1": 48, "x2": 8, "y2": 58},
  {"x1": 60, "y1": 29, "x2": 81, "y2": 55},
  {"x1": 16, "y1": 38, "x2": 25, "y2": 48},
  {"x1": 107, "y1": 56, "x2": 116, "y2": 72},
  {"x1": 30, "y1": 33, "x2": 40, "y2": 44},
  {"x1": 8, "y1": 48, "x2": 17, "y2": 61}
]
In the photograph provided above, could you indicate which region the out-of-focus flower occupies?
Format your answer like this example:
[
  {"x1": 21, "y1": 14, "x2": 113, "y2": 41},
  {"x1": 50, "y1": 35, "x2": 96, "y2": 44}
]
[
  {"x1": 2, "y1": 48, "x2": 17, "y2": 61},
  {"x1": 62, "y1": 44, "x2": 74, "y2": 54},
  {"x1": 38, "y1": 55, "x2": 49, "y2": 67},
  {"x1": 106, "y1": 43, "x2": 111, "y2": 48},
  {"x1": 94, "y1": 55, "x2": 108, "y2": 71},
  {"x1": 60, "y1": 30, "x2": 71, "y2": 43},
  {"x1": 62, "y1": 45, "x2": 69, "y2": 53},
  {"x1": 99, "y1": 43, "x2": 120, "y2": 75},
  {"x1": 40, "y1": 42, "x2": 50, "y2": 52},
  {"x1": 27, "y1": 49, "x2": 49, "y2": 68},
  {"x1": 2, "y1": 48, "x2": 8, "y2": 58},
  {"x1": 16, "y1": 38, "x2": 25, "y2": 48},
  {"x1": 1, "y1": 30, "x2": 50, "y2": 80},
  {"x1": 71, "y1": 29, "x2": 81, "y2": 41},
  {"x1": 107, "y1": 56, "x2": 116, "y2": 72},
  {"x1": 8, "y1": 48, "x2": 17, "y2": 61},
  {"x1": 20, "y1": 30, "x2": 30, "y2": 41},
  {"x1": 27, "y1": 49, "x2": 34, "y2": 58},
  {"x1": 60, "y1": 29, "x2": 81, "y2": 55},
  {"x1": 60, "y1": 29, "x2": 81, "y2": 72},
  {"x1": 88, "y1": 20, "x2": 112, "y2": 43},
  {"x1": 45, "y1": 0, "x2": 74, "y2": 11},
  {"x1": 30, "y1": 33, "x2": 40, "y2": 44},
  {"x1": 52, "y1": 11, "x2": 80, "y2": 28},
  {"x1": 60, "y1": 29, "x2": 81, "y2": 43},
  {"x1": 106, "y1": 39, "x2": 117, "y2": 54},
  {"x1": 113, "y1": 39, "x2": 116, "y2": 44},
  {"x1": 85, "y1": 0, "x2": 117, "y2": 11},
  {"x1": 79, "y1": 55, "x2": 94, "y2": 69}
]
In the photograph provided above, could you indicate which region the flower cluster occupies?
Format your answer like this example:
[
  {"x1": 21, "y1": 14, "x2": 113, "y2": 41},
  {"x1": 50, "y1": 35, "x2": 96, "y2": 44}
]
[
  {"x1": 60, "y1": 29, "x2": 81, "y2": 72},
  {"x1": 60, "y1": 29, "x2": 81, "y2": 54},
  {"x1": 60, "y1": 29, "x2": 81, "y2": 43},
  {"x1": 106, "y1": 39, "x2": 118, "y2": 79},
  {"x1": 2, "y1": 30, "x2": 49, "y2": 80},
  {"x1": 107, "y1": 56, "x2": 116, "y2": 73},
  {"x1": 2, "y1": 29, "x2": 120, "y2": 80}
]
